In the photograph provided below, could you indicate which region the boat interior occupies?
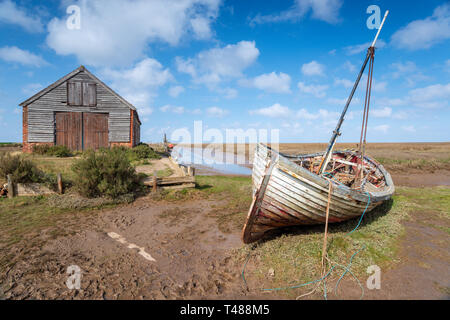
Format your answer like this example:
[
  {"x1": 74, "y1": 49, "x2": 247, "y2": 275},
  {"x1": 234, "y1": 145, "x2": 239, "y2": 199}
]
[{"x1": 283, "y1": 151, "x2": 388, "y2": 192}]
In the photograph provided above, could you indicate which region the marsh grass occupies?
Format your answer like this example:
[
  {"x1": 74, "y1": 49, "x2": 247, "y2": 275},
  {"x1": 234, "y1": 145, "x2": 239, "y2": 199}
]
[
  {"x1": 376, "y1": 157, "x2": 450, "y2": 172},
  {"x1": 234, "y1": 186, "x2": 450, "y2": 298}
]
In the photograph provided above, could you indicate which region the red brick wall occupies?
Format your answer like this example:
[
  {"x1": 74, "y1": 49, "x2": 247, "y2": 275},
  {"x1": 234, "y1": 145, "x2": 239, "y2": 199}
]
[
  {"x1": 23, "y1": 142, "x2": 55, "y2": 153},
  {"x1": 22, "y1": 106, "x2": 28, "y2": 152},
  {"x1": 110, "y1": 142, "x2": 132, "y2": 148},
  {"x1": 130, "y1": 109, "x2": 134, "y2": 147}
]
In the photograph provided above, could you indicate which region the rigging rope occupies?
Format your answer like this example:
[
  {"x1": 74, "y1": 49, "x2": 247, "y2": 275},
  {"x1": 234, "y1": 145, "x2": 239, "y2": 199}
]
[
  {"x1": 241, "y1": 179, "x2": 372, "y2": 300},
  {"x1": 241, "y1": 46, "x2": 377, "y2": 300}
]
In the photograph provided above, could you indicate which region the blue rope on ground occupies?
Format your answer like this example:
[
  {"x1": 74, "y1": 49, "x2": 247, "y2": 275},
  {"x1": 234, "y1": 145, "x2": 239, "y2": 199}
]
[
  {"x1": 241, "y1": 176, "x2": 372, "y2": 299},
  {"x1": 261, "y1": 266, "x2": 336, "y2": 292},
  {"x1": 241, "y1": 251, "x2": 251, "y2": 288},
  {"x1": 347, "y1": 192, "x2": 371, "y2": 235},
  {"x1": 334, "y1": 245, "x2": 366, "y2": 298}
]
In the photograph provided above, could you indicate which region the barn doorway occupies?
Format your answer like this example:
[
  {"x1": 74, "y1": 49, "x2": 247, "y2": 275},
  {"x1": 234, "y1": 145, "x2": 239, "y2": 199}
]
[{"x1": 55, "y1": 112, "x2": 109, "y2": 151}]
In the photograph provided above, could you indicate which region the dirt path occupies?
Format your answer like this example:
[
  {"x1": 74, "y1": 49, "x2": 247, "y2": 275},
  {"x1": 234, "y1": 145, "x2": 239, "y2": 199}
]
[
  {"x1": 332, "y1": 209, "x2": 450, "y2": 300},
  {"x1": 135, "y1": 158, "x2": 183, "y2": 177},
  {"x1": 0, "y1": 174, "x2": 448, "y2": 299},
  {"x1": 0, "y1": 196, "x2": 251, "y2": 300}
]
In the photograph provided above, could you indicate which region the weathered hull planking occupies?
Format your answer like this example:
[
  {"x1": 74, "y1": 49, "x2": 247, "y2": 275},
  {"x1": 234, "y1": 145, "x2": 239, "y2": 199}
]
[{"x1": 241, "y1": 143, "x2": 395, "y2": 243}]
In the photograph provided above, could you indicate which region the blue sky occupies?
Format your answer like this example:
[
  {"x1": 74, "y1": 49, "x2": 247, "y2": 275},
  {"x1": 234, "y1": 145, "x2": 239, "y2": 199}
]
[{"x1": 0, "y1": 0, "x2": 449, "y2": 143}]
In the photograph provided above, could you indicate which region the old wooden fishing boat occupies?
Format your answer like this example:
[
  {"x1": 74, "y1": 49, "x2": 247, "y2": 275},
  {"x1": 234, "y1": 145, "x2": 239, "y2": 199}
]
[
  {"x1": 241, "y1": 144, "x2": 394, "y2": 243},
  {"x1": 242, "y1": 11, "x2": 394, "y2": 243}
]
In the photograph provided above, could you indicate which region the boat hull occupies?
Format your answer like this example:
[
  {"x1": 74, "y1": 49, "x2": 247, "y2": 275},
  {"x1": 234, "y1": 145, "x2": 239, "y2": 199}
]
[{"x1": 242, "y1": 144, "x2": 395, "y2": 243}]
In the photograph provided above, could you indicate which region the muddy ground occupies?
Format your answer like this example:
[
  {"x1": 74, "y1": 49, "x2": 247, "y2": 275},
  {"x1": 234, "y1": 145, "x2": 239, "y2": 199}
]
[{"x1": 0, "y1": 143, "x2": 449, "y2": 300}]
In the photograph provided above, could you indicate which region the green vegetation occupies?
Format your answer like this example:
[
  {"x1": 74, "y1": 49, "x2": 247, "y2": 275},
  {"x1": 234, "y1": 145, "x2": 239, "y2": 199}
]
[
  {"x1": 126, "y1": 144, "x2": 161, "y2": 162},
  {"x1": 156, "y1": 167, "x2": 174, "y2": 178},
  {"x1": 0, "y1": 143, "x2": 22, "y2": 148},
  {"x1": 33, "y1": 145, "x2": 73, "y2": 157},
  {"x1": 376, "y1": 157, "x2": 450, "y2": 172},
  {"x1": 235, "y1": 186, "x2": 450, "y2": 298},
  {"x1": 151, "y1": 175, "x2": 449, "y2": 298},
  {"x1": 72, "y1": 148, "x2": 141, "y2": 198},
  {"x1": 0, "y1": 153, "x2": 56, "y2": 187}
]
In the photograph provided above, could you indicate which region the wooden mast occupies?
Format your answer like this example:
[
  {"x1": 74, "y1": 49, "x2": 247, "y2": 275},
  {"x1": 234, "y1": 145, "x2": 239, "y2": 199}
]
[{"x1": 318, "y1": 10, "x2": 389, "y2": 175}]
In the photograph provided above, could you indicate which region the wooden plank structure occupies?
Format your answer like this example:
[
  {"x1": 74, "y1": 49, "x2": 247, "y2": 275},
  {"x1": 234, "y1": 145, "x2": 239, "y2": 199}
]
[
  {"x1": 19, "y1": 66, "x2": 141, "y2": 152},
  {"x1": 6, "y1": 174, "x2": 57, "y2": 197},
  {"x1": 241, "y1": 144, "x2": 395, "y2": 243},
  {"x1": 242, "y1": 13, "x2": 394, "y2": 243},
  {"x1": 143, "y1": 157, "x2": 196, "y2": 191}
]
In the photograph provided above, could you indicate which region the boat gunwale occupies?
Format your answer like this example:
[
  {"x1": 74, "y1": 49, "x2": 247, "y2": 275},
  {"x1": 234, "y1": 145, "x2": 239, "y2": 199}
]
[{"x1": 257, "y1": 143, "x2": 395, "y2": 203}]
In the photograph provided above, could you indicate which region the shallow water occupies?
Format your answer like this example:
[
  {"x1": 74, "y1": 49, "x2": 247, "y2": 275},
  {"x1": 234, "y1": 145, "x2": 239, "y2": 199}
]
[{"x1": 171, "y1": 146, "x2": 252, "y2": 176}]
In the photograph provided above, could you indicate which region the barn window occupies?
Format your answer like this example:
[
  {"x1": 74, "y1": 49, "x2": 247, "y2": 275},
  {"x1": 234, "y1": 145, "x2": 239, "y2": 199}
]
[{"x1": 67, "y1": 82, "x2": 97, "y2": 107}]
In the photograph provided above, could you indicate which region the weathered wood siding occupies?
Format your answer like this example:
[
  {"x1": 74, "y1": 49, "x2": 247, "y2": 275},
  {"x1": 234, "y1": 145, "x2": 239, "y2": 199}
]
[{"x1": 26, "y1": 71, "x2": 131, "y2": 143}]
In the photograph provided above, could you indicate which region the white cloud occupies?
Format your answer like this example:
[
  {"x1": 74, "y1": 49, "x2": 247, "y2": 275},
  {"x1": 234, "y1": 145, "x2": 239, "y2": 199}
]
[
  {"x1": 46, "y1": 0, "x2": 221, "y2": 66},
  {"x1": 390, "y1": 61, "x2": 417, "y2": 79},
  {"x1": 100, "y1": 57, "x2": 172, "y2": 112},
  {"x1": 240, "y1": 72, "x2": 291, "y2": 93},
  {"x1": 0, "y1": 46, "x2": 47, "y2": 67},
  {"x1": 250, "y1": 0, "x2": 343, "y2": 25},
  {"x1": 296, "y1": 108, "x2": 319, "y2": 120},
  {"x1": 373, "y1": 80, "x2": 387, "y2": 92},
  {"x1": 0, "y1": 0, "x2": 43, "y2": 33},
  {"x1": 375, "y1": 83, "x2": 450, "y2": 110},
  {"x1": 409, "y1": 83, "x2": 450, "y2": 108},
  {"x1": 168, "y1": 85, "x2": 185, "y2": 98},
  {"x1": 176, "y1": 40, "x2": 260, "y2": 86},
  {"x1": 389, "y1": 61, "x2": 430, "y2": 86},
  {"x1": 250, "y1": 103, "x2": 291, "y2": 117},
  {"x1": 296, "y1": 108, "x2": 340, "y2": 121},
  {"x1": 326, "y1": 97, "x2": 360, "y2": 106},
  {"x1": 297, "y1": 81, "x2": 328, "y2": 98},
  {"x1": 301, "y1": 60, "x2": 325, "y2": 76},
  {"x1": 392, "y1": 111, "x2": 408, "y2": 120},
  {"x1": 206, "y1": 106, "x2": 228, "y2": 117},
  {"x1": 219, "y1": 87, "x2": 238, "y2": 99},
  {"x1": 22, "y1": 83, "x2": 44, "y2": 96},
  {"x1": 159, "y1": 104, "x2": 185, "y2": 114},
  {"x1": 371, "y1": 107, "x2": 392, "y2": 118},
  {"x1": 334, "y1": 78, "x2": 353, "y2": 88},
  {"x1": 342, "y1": 60, "x2": 356, "y2": 73},
  {"x1": 402, "y1": 125, "x2": 416, "y2": 133},
  {"x1": 190, "y1": 16, "x2": 215, "y2": 40},
  {"x1": 373, "y1": 124, "x2": 389, "y2": 134},
  {"x1": 391, "y1": 4, "x2": 450, "y2": 50},
  {"x1": 345, "y1": 40, "x2": 386, "y2": 55}
]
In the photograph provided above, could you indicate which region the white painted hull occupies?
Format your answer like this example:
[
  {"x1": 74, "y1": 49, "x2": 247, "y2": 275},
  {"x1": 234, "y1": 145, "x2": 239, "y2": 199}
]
[{"x1": 242, "y1": 143, "x2": 395, "y2": 243}]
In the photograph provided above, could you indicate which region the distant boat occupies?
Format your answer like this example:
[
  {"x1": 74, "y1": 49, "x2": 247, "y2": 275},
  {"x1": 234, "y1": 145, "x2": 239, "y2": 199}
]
[
  {"x1": 242, "y1": 11, "x2": 394, "y2": 243},
  {"x1": 241, "y1": 143, "x2": 395, "y2": 243}
]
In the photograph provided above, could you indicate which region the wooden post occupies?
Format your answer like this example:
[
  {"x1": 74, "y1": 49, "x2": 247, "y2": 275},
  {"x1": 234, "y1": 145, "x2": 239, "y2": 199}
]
[
  {"x1": 7, "y1": 174, "x2": 14, "y2": 198},
  {"x1": 187, "y1": 166, "x2": 192, "y2": 176},
  {"x1": 152, "y1": 171, "x2": 158, "y2": 193},
  {"x1": 57, "y1": 173, "x2": 63, "y2": 194},
  {"x1": 191, "y1": 167, "x2": 196, "y2": 177}
]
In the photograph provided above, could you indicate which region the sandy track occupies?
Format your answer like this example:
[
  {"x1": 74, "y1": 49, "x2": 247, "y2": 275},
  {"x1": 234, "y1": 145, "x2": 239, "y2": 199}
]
[{"x1": 1, "y1": 197, "x2": 250, "y2": 300}]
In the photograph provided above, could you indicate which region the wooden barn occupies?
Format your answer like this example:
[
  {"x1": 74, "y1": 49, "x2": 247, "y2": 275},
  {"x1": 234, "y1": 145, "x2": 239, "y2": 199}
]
[{"x1": 19, "y1": 66, "x2": 141, "y2": 153}]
